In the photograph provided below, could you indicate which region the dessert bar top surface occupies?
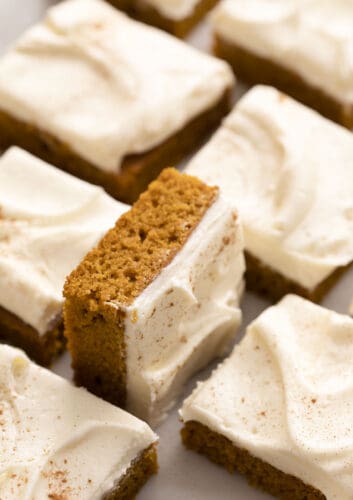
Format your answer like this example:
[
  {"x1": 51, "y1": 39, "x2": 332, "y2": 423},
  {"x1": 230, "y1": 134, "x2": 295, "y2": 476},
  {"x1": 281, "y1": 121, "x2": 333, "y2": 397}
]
[
  {"x1": 0, "y1": 344, "x2": 157, "y2": 499},
  {"x1": 0, "y1": 0, "x2": 234, "y2": 173},
  {"x1": 64, "y1": 168, "x2": 218, "y2": 307},
  {"x1": 181, "y1": 294, "x2": 353, "y2": 500},
  {"x1": 212, "y1": 0, "x2": 353, "y2": 103},
  {"x1": 187, "y1": 85, "x2": 353, "y2": 290},
  {"x1": 0, "y1": 146, "x2": 127, "y2": 334}
]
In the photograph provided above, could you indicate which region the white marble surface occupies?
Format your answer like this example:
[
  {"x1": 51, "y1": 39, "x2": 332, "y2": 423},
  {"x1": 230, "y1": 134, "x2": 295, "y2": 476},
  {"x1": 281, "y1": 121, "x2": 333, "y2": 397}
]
[{"x1": 1, "y1": 2, "x2": 353, "y2": 499}]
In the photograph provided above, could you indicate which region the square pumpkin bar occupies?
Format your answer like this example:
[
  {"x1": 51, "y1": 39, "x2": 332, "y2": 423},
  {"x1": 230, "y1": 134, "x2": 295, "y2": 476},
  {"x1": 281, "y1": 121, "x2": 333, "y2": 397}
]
[
  {"x1": 181, "y1": 294, "x2": 353, "y2": 499},
  {"x1": 0, "y1": 0, "x2": 234, "y2": 204},
  {"x1": 187, "y1": 85, "x2": 353, "y2": 302},
  {"x1": 0, "y1": 146, "x2": 127, "y2": 365},
  {"x1": 212, "y1": 0, "x2": 353, "y2": 127},
  {"x1": 0, "y1": 344, "x2": 158, "y2": 499},
  {"x1": 64, "y1": 168, "x2": 245, "y2": 426}
]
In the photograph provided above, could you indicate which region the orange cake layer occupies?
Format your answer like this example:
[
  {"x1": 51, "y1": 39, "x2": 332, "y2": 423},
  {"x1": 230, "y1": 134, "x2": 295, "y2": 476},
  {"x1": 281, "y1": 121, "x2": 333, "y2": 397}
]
[
  {"x1": 245, "y1": 252, "x2": 351, "y2": 304},
  {"x1": 181, "y1": 421, "x2": 325, "y2": 500},
  {"x1": 0, "y1": 305, "x2": 65, "y2": 367},
  {"x1": 104, "y1": 444, "x2": 158, "y2": 500}
]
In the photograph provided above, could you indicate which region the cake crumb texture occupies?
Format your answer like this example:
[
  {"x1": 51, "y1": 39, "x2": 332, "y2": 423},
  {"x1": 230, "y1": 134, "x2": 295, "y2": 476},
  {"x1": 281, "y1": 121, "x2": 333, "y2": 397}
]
[
  {"x1": 214, "y1": 36, "x2": 353, "y2": 128},
  {"x1": 104, "y1": 444, "x2": 158, "y2": 500},
  {"x1": 246, "y1": 251, "x2": 351, "y2": 303},
  {"x1": 181, "y1": 421, "x2": 325, "y2": 500},
  {"x1": 64, "y1": 168, "x2": 218, "y2": 307},
  {"x1": 0, "y1": 305, "x2": 65, "y2": 366}
]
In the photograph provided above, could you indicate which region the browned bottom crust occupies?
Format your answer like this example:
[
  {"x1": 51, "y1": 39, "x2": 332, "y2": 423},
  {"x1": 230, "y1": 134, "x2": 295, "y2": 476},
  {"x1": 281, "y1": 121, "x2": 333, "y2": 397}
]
[
  {"x1": 245, "y1": 251, "x2": 351, "y2": 303},
  {"x1": 181, "y1": 421, "x2": 325, "y2": 500},
  {"x1": 0, "y1": 91, "x2": 230, "y2": 204},
  {"x1": 214, "y1": 36, "x2": 353, "y2": 129},
  {"x1": 104, "y1": 444, "x2": 158, "y2": 500},
  {"x1": 132, "y1": 0, "x2": 219, "y2": 38},
  {"x1": 0, "y1": 305, "x2": 65, "y2": 366}
]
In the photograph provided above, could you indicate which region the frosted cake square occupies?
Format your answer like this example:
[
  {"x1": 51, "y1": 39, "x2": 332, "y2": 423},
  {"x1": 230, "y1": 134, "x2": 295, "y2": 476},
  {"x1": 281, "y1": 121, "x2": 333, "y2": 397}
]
[
  {"x1": 0, "y1": 0, "x2": 234, "y2": 203},
  {"x1": 0, "y1": 344, "x2": 157, "y2": 499},
  {"x1": 0, "y1": 147, "x2": 127, "y2": 365},
  {"x1": 186, "y1": 86, "x2": 353, "y2": 302},
  {"x1": 181, "y1": 294, "x2": 353, "y2": 499},
  {"x1": 212, "y1": 0, "x2": 353, "y2": 127},
  {"x1": 64, "y1": 168, "x2": 245, "y2": 426}
]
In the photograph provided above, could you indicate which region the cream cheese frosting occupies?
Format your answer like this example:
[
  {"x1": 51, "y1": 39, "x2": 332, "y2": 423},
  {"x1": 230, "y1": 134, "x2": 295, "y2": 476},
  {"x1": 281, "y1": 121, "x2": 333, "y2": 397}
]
[
  {"x1": 0, "y1": 147, "x2": 128, "y2": 334},
  {"x1": 136, "y1": 0, "x2": 201, "y2": 21},
  {"x1": 0, "y1": 0, "x2": 234, "y2": 173},
  {"x1": 180, "y1": 294, "x2": 353, "y2": 500},
  {"x1": 186, "y1": 85, "x2": 353, "y2": 291},
  {"x1": 0, "y1": 344, "x2": 157, "y2": 500},
  {"x1": 108, "y1": 194, "x2": 245, "y2": 426},
  {"x1": 212, "y1": 0, "x2": 353, "y2": 104}
]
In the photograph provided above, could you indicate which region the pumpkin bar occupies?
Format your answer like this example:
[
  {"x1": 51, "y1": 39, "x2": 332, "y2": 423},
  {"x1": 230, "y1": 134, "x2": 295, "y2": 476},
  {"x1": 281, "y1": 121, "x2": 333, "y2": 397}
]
[
  {"x1": 212, "y1": 0, "x2": 353, "y2": 127},
  {"x1": 186, "y1": 86, "x2": 353, "y2": 302},
  {"x1": 180, "y1": 295, "x2": 353, "y2": 499},
  {"x1": 0, "y1": 344, "x2": 158, "y2": 499},
  {"x1": 0, "y1": 147, "x2": 127, "y2": 365},
  {"x1": 64, "y1": 168, "x2": 245, "y2": 426},
  {"x1": 0, "y1": 0, "x2": 234, "y2": 204}
]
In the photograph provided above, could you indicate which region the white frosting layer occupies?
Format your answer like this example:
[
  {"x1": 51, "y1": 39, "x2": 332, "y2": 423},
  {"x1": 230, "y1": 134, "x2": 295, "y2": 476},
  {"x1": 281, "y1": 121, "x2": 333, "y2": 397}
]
[
  {"x1": 186, "y1": 86, "x2": 353, "y2": 290},
  {"x1": 108, "y1": 194, "x2": 244, "y2": 426},
  {"x1": 136, "y1": 0, "x2": 201, "y2": 21},
  {"x1": 181, "y1": 295, "x2": 353, "y2": 500},
  {"x1": 212, "y1": 0, "x2": 353, "y2": 104},
  {"x1": 0, "y1": 344, "x2": 157, "y2": 500},
  {"x1": 0, "y1": 147, "x2": 127, "y2": 334},
  {"x1": 0, "y1": 0, "x2": 233, "y2": 173}
]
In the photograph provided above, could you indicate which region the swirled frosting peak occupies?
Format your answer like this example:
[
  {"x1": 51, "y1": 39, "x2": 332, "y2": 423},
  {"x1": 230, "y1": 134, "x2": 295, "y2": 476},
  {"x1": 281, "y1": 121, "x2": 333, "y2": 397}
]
[{"x1": 181, "y1": 294, "x2": 353, "y2": 499}]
